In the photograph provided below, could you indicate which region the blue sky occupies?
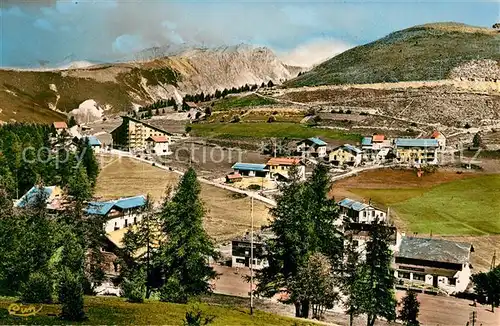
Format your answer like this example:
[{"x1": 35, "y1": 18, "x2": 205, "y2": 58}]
[{"x1": 0, "y1": 0, "x2": 497, "y2": 67}]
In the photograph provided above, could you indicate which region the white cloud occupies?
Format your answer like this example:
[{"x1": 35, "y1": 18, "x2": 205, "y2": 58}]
[{"x1": 278, "y1": 39, "x2": 353, "y2": 68}]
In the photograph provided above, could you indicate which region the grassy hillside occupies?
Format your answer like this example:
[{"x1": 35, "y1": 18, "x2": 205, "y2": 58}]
[
  {"x1": 0, "y1": 296, "x2": 316, "y2": 325},
  {"x1": 288, "y1": 23, "x2": 500, "y2": 87},
  {"x1": 0, "y1": 66, "x2": 180, "y2": 124}
]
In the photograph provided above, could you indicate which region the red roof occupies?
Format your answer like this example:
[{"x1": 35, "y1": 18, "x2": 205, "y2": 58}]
[
  {"x1": 53, "y1": 121, "x2": 68, "y2": 129},
  {"x1": 227, "y1": 173, "x2": 242, "y2": 180},
  {"x1": 372, "y1": 134, "x2": 385, "y2": 142},
  {"x1": 267, "y1": 157, "x2": 301, "y2": 166},
  {"x1": 431, "y1": 130, "x2": 442, "y2": 139},
  {"x1": 148, "y1": 136, "x2": 169, "y2": 143}
]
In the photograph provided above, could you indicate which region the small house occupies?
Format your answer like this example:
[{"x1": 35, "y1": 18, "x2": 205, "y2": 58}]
[
  {"x1": 226, "y1": 173, "x2": 242, "y2": 183},
  {"x1": 296, "y1": 137, "x2": 327, "y2": 158},
  {"x1": 145, "y1": 136, "x2": 172, "y2": 156},
  {"x1": 14, "y1": 185, "x2": 65, "y2": 213},
  {"x1": 231, "y1": 231, "x2": 273, "y2": 270},
  {"x1": 85, "y1": 195, "x2": 147, "y2": 233},
  {"x1": 53, "y1": 121, "x2": 68, "y2": 136},
  {"x1": 430, "y1": 131, "x2": 447, "y2": 151},
  {"x1": 266, "y1": 157, "x2": 305, "y2": 180},
  {"x1": 232, "y1": 163, "x2": 270, "y2": 179},
  {"x1": 85, "y1": 136, "x2": 102, "y2": 153},
  {"x1": 329, "y1": 144, "x2": 363, "y2": 167},
  {"x1": 337, "y1": 198, "x2": 387, "y2": 224},
  {"x1": 394, "y1": 237, "x2": 474, "y2": 294},
  {"x1": 395, "y1": 138, "x2": 439, "y2": 165}
]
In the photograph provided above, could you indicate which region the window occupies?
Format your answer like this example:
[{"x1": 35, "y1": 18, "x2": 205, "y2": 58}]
[
  {"x1": 114, "y1": 221, "x2": 118, "y2": 231},
  {"x1": 413, "y1": 274, "x2": 425, "y2": 281},
  {"x1": 449, "y1": 278, "x2": 456, "y2": 286},
  {"x1": 398, "y1": 271, "x2": 411, "y2": 279},
  {"x1": 352, "y1": 240, "x2": 359, "y2": 247},
  {"x1": 236, "y1": 258, "x2": 245, "y2": 264},
  {"x1": 125, "y1": 219, "x2": 128, "y2": 227},
  {"x1": 134, "y1": 216, "x2": 137, "y2": 224}
]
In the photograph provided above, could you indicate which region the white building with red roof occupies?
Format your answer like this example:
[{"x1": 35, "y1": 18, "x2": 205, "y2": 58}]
[
  {"x1": 145, "y1": 136, "x2": 172, "y2": 156},
  {"x1": 430, "y1": 130, "x2": 447, "y2": 151}
]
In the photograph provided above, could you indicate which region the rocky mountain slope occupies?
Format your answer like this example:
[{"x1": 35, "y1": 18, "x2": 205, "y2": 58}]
[
  {"x1": 0, "y1": 45, "x2": 300, "y2": 124},
  {"x1": 287, "y1": 22, "x2": 500, "y2": 87}
]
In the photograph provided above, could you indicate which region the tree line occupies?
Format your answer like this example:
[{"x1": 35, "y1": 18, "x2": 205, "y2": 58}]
[
  {"x1": 0, "y1": 123, "x2": 99, "y2": 199},
  {"x1": 0, "y1": 142, "x2": 102, "y2": 321}
]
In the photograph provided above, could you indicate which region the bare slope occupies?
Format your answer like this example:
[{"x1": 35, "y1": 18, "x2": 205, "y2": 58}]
[
  {"x1": 287, "y1": 23, "x2": 500, "y2": 87},
  {"x1": 0, "y1": 45, "x2": 298, "y2": 123}
]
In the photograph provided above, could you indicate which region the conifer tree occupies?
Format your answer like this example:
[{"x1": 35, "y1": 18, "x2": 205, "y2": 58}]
[
  {"x1": 157, "y1": 168, "x2": 218, "y2": 302},
  {"x1": 358, "y1": 221, "x2": 397, "y2": 326},
  {"x1": 399, "y1": 290, "x2": 420, "y2": 326}
]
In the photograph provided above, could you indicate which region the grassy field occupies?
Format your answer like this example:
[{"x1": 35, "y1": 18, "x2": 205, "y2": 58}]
[
  {"x1": 345, "y1": 174, "x2": 500, "y2": 236},
  {"x1": 95, "y1": 156, "x2": 272, "y2": 242},
  {"x1": 213, "y1": 94, "x2": 277, "y2": 111},
  {"x1": 288, "y1": 23, "x2": 499, "y2": 86},
  {"x1": 0, "y1": 296, "x2": 316, "y2": 325},
  {"x1": 191, "y1": 122, "x2": 361, "y2": 141}
]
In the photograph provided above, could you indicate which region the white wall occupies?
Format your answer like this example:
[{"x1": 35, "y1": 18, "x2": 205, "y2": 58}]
[{"x1": 104, "y1": 212, "x2": 144, "y2": 233}]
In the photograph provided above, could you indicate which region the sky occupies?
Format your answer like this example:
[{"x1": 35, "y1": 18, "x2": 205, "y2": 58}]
[{"x1": 0, "y1": 0, "x2": 497, "y2": 68}]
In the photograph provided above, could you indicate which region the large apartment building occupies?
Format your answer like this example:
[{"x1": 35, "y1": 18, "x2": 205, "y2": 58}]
[{"x1": 111, "y1": 116, "x2": 173, "y2": 151}]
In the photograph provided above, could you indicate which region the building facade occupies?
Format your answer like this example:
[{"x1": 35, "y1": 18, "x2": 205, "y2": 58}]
[
  {"x1": 394, "y1": 237, "x2": 474, "y2": 294},
  {"x1": 296, "y1": 137, "x2": 327, "y2": 158},
  {"x1": 431, "y1": 131, "x2": 447, "y2": 151},
  {"x1": 111, "y1": 116, "x2": 172, "y2": 151},
  {"x1": 146, "y1": 136, "x2": 172, "y2": 156},
  {"x1": 329, "y1": 144, "x2": 363, "y2": 167},
  {"x1": 232, "y1": 163, "x2": 270, "y2": 178},
  {"x1": 266, "y1": 157, "x2": 305, "y2": 180},
  {"x1": 231, "y1": 231, "x2": 272, "y2": 270},
  {"x1": 395, "y1": 138, "x2": 439, "y2": 164}
]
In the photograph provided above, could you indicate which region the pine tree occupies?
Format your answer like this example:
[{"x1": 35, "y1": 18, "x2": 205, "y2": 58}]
[
  {"x1": 342, "y1": 235, "x2": 363, "y2": 326},
  {"x1": 78, "y1": 139, "x2": 99, "y2": 187},
  {"x1": 157, "y1": 168, "x2": 218, "y2": 302},
  {"x1": 358, "y1": 221, "x2": 397, "y2": 326},
  {"x1": 67, "y1": 165, "x2": 92, "y2": 202},
  {"x1": 121, "y1": 195, "x2": 161, "y2": 298},
  {"x1": 399, "y1": 290, "x2": 420, "y2": 326},
  {"x1": 58, "y1": 231, "x2": 85, "y2": 321},
  {"x1": 472, "y1": 265, "x2": 500, "y2": 312}
]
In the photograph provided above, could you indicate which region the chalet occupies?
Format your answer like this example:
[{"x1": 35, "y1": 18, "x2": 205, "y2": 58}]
[
  {"x1": 329, "y1": 144, "x2": 363, "y2": 167},
  {"x1": 395, "y1": 138, "x2": 439, "y2": 165},
  {"x1": 430, "y1": 130, "x2": 447, "y2": 151},
  {"x1": 232, "y1": 163, "x2": 270, "y2": 179},
  {"x1": 394, "y1": 237, "x2": 474, "y2": 294},
  {"x1": 111, "y1": 116, "x2": 173, "y2": 151},
  {"x1": 85, "y1": 195, "x2": 147, "y2": 233},
  {"x1": 145, "y1": 136, "x2": 172, "y2": 156},
  {"x1": 337, "y1": 198, "x2": 387, "y2": 224},
  {"x1": 84, "y1": 136, "x2": 102, "y2": 153},
  {"x1": 296, "y1": 137, "x2": 327, "y2": 158},
  {"x1": 337, "y1": 198, "x2": 397, "y2": 257},
  {"x1": 231, "y1": 230, "x2": 273, "y2": 270},
  {"x1": 266, "y1": 157, "x2": 305, "y2": 180},
  {"x1": 14, "y1": 185, "x2": 66, "y2": 213},
  {"x1": 53, "y1": 121, "x2": 68, "y2": 135}
]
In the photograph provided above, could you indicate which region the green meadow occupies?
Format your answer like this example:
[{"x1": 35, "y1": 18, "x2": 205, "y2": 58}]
[{"x1": 351, "y1": 175, "x2": 500, "y2": 235}]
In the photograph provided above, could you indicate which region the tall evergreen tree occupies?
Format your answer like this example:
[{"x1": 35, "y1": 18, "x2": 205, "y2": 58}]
[
  {"x1": 157, "y1": 168, "x2": 218, "y2": 302},
  {"x1": 399, "y1": 290, "x2": 420, "y2": 326},
  {"x1": 342, "y1": 235, "x2": 363, "y2": 326},
  {"x1": 472, "y1": 265, "x2": 500, "y2": 312},
  {"x1": 358, "y1": 221, "x2": 397, "y2": 326}
]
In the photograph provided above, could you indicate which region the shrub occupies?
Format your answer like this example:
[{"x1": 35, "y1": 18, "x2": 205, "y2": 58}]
[
  {"x1": 121, "y1": 268, "x2": 146, "y2": 303},
  {"x1": 185, "y1": 126, "x2": 192, "y2": 134},
  {"x1": 267, "y1": 115, "x2": 276, "y2": 123},
  {"x1": 160, "y1": 277, "x2": 187, "y2": 304},
  {"x1": 20, "y1": 271, "x2": 53, "y2": 304},
  {"x1": 346, "y1": 109, "x2": 352, "y2": 114},
  {"x1": 410, "y1": 122, "x2": 418, "y2": 127},
  {"x1": 230, "y1": 115, "x2": 241, "y2": 123},
  {"x1": 247, "y1": 184, "x2": 261, "y2": 190},
  {"x1": 183, "y1": 307, "x2": 215, "y2": 326},
  {"x1": 58, "y1": 268, "x2": 85, "y2": 321},
  {"x1": 464, "y1": 122, "x2": 471, "y2": 129}
]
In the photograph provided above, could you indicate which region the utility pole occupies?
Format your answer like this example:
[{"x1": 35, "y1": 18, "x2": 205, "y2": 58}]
[
  {"x1": 250, "y1": 195, "x2": 254, "y2": 315},
  {"x1": 469, "y1": 311, "x2": 477, "y2": 326},
  {"x1": 491, "y1": 250, "x2": 497, "y2": 271}
]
